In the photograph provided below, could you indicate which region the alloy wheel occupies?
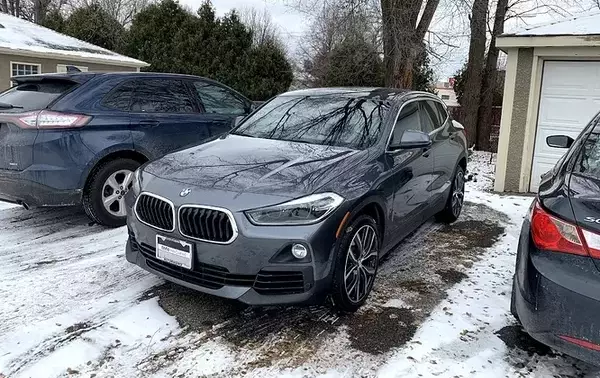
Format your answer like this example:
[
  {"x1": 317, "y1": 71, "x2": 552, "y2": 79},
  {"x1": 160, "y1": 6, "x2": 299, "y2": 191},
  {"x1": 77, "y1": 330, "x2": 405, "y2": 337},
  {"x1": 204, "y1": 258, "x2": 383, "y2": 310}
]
[
  {"x1": 344, "y1": 224, "x2": 379, "y2": 303},
  {"x1": 451, "y1": 170, "x2": 465, "y2": 217},
  {"x1": 102, "y1": 169, "x2": 134, "y2": 217}
]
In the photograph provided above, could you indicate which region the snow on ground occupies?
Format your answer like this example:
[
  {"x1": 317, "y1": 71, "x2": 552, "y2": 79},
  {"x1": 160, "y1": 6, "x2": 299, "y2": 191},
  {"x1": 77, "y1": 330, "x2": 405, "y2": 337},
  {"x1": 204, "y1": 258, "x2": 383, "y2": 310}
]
[{"x1": 1, "y1": 151, "x2": 600, "y2": 377}]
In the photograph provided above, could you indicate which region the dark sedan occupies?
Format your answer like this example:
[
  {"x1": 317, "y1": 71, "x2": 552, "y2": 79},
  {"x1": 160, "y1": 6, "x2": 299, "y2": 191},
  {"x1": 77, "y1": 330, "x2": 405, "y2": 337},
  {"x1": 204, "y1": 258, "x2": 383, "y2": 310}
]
[
  {"x1": 125, "y1": 88, "x2": 467, "y2": 311},
  {"x1": 0, "y1": 72, "x2": 251, "y2": 226},
  {"x1": 512, "y1": 113, "x2": 600, "y2": 366}
]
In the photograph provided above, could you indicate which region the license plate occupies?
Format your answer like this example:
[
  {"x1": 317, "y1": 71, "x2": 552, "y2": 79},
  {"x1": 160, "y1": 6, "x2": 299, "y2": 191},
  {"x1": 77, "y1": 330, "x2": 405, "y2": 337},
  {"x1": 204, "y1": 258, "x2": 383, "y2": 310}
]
[{"x1": 156, "y1": 235, "x2": 193, "y2": 270}]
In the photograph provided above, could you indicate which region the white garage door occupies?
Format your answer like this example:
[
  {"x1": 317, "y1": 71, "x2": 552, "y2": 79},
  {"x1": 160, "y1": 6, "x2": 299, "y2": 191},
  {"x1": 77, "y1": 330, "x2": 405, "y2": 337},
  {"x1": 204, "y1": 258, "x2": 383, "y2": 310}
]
[{"x1": 530, "y1": 61, "x2": 600, "y2": 191}]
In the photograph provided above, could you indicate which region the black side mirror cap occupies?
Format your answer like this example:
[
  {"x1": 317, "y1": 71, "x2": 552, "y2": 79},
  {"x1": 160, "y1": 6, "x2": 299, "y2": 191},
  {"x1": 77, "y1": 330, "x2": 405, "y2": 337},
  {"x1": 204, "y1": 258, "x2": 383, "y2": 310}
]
[
  {"x1": 389, "y1": 130, "x2": 432, "y2": 151},
  {"x1": 546, "y1": 135, "x2": 574, "y2": 149}
]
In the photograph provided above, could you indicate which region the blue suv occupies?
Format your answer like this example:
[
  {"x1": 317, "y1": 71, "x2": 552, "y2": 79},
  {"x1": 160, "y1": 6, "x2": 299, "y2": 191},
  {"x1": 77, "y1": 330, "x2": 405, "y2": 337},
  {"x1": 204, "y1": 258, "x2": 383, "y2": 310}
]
[{"x1": 0, "y1": 72, "x2": 252, "y2": 226}]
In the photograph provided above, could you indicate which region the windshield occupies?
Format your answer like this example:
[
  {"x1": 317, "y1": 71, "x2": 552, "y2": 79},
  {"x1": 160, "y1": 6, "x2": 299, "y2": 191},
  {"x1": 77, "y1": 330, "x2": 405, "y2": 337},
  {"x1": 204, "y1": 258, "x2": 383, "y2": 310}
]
[
  {"x1": 233, "y1": 94, "x2": 391, "y2": 149},
  {"x1": 0, "y1": 80, "x2": 76, "y2": 111}
]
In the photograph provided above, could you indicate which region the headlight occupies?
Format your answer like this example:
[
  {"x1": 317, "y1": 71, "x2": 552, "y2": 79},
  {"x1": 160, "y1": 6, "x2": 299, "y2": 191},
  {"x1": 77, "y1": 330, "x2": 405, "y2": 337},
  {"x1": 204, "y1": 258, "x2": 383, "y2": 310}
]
[{"x1": 245, "y1": 193, "x2": 344, "y2": 225}]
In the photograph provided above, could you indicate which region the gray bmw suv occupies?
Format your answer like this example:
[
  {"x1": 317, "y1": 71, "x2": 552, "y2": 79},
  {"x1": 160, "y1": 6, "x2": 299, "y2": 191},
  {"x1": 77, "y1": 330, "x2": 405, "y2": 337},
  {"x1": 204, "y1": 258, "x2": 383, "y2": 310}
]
[{"x1": 125, "y1": 88, "x2": 467, "y2": 312}]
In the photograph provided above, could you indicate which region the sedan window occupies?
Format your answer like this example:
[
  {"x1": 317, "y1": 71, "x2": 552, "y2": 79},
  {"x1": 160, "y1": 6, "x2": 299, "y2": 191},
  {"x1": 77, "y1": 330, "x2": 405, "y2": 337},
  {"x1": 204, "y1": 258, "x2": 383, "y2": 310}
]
[
  {"x1": 576, "y1": 129, "x2": 600, "y2": 177},
  {"x1": 233, "y1": 94, "x2": 390, "y2": 149}
]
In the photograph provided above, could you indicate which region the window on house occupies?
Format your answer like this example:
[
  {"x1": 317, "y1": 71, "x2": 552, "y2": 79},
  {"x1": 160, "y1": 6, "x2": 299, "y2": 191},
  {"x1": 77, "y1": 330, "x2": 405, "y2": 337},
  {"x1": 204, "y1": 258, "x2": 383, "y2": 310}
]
[
  {"x1": 11, "y1": 62, "x2": 40, "y2": 77},
  {"x1": 441, "y1": 94, "x2": 450, "y2": 100}
]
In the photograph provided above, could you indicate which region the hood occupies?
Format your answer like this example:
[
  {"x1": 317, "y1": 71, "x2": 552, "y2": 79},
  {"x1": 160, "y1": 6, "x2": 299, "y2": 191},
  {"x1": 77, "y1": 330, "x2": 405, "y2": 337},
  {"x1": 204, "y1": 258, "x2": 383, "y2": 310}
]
[{"x1": 144, "y1": 134, "x2": 366, "y2": 200}]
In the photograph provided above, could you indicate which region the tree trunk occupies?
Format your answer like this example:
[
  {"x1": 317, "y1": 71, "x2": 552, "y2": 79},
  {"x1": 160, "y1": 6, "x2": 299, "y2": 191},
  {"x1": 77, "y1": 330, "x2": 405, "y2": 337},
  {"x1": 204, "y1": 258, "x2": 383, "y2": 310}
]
[
  {"x1": 477, "y1": 0, "x2": 509, "y2": 151},
  {"x1": 461, "y1": 0, "x2": 487, "y2": 147},
  {"x1": 380, "y1": 0, "x2": 438, "y2": 89}
]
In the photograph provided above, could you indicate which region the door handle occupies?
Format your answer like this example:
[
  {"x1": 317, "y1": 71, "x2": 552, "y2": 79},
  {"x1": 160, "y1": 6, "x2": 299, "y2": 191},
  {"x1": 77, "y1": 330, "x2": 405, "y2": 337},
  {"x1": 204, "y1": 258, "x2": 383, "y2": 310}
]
[
  {"x1": 422, "y1": 147, "x2": 431, "y2": 158},
  {"x1": 139, "y1": 120, "x2": 160, "y2": 127}
]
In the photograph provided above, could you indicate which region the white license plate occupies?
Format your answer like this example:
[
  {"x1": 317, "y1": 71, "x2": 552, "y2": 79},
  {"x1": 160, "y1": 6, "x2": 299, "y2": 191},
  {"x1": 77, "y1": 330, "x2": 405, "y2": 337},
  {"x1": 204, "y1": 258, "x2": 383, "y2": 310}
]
[{"x1": 156, "y1": 235, "x2": 193, "y2": 270}]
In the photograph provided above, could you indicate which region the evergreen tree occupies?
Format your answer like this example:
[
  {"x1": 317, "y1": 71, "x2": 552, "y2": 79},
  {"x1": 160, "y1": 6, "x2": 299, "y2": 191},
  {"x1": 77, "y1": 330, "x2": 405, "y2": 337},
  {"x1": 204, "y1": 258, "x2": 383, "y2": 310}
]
[
  {"x1": 125, "y1": 0, "x2": 293, "y2": 100},
  {"x1": 64, "y1": 5, "x2": 125, "y2": 52}
]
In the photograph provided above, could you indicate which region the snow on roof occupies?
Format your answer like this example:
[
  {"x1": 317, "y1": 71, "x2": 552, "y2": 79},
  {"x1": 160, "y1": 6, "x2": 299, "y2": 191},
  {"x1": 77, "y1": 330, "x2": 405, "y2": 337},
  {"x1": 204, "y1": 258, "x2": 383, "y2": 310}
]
[
  {"x1": 0, "y1": 13, "x2": 147, "y2": 67},
  {"x1": 509, "y1": 12, "x2": 600, "y2": 37}
]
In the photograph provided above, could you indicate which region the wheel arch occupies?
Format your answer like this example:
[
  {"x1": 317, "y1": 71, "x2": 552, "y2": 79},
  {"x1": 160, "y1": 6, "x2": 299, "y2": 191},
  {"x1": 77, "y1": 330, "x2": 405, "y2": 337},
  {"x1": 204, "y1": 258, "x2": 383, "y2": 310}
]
[
  {"x1": 80, "y1": 149, "x2": 149, "y2": 192},
  {"x1": 347, "y1": 195, "x2": 387, "y2": 242}
]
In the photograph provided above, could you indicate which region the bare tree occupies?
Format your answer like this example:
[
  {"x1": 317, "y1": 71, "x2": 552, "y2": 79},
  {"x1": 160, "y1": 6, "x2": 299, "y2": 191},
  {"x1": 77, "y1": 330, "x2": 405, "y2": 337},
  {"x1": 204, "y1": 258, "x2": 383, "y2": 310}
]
[
  {"x1": 76, "y1": 0, "x2": 148, "y2": 25},
  {"x1": 380, "y1": 0, "x2": 439, "y2": 88},
  {"x1": 239, "y1": 7, "x2": 281, "y2": 47},
  {"x1": 461, "y1": 0, "x2": 488, "y2": 146},
  {"x1": 477, "y1": 0, "x2": 509, "y2": 150}
]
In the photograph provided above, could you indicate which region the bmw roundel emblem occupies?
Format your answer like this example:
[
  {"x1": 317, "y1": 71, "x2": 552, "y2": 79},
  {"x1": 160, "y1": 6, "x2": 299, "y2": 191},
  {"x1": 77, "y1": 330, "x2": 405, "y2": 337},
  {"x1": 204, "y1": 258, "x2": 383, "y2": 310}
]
[{"x1": 180, "y1": 188, "x2": 192, "y2": 197}]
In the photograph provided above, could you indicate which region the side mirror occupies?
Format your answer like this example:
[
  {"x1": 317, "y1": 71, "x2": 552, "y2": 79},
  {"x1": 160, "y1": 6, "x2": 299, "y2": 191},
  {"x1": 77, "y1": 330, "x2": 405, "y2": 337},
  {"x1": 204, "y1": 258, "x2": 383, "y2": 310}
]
[
  {"x1": 389, "y1": 130, "x2": 432, "y2": 151},
  {"x1": 546, "y1": 135, "x2": 574, "y2": 149}
]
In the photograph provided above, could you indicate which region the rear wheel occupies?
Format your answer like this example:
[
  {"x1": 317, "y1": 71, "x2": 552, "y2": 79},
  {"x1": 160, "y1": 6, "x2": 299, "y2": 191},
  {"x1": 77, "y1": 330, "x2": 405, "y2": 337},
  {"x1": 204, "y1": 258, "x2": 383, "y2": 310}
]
[
  {"x1": 331, "y1": 214, "x2": 380, "y2": 312},
  {"x1": 83, "y1": 159, "x2": 140, "y2": 227},
  {"x1": 436, "y1": 165, "x2": 465, "y2": 223}
]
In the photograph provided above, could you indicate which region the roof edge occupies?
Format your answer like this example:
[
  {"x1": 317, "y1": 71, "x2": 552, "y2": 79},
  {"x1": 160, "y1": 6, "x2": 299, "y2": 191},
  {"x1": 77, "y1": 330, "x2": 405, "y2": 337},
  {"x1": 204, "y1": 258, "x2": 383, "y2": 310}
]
[
  {"x1": 496, "y1": 34, "x2": 600, "y2": 49},
  {"x1": 0, "y1": 46, "x2": 149, "y2": 68}
]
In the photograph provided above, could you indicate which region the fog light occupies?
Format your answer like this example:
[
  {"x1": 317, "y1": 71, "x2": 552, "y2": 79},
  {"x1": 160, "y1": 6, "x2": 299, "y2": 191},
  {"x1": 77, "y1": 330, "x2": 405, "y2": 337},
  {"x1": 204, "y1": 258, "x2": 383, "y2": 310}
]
[{"x1": 291, "y1": 244, "x2": 308, "y2": 259}]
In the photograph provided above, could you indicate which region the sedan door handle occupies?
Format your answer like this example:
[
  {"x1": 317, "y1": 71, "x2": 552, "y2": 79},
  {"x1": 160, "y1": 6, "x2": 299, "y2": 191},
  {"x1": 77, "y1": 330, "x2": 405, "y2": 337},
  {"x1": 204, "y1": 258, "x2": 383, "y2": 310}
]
[{"x1": 139, "y1": 120, "x2": 160, "y2": 127}]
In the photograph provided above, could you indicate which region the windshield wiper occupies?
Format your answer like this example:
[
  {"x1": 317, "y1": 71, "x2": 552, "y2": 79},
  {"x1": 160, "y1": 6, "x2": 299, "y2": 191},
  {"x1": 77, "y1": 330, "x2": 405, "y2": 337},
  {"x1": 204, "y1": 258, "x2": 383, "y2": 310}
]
[{"x1": 0, "y1": 102, "x2": 23, "y2": 109}]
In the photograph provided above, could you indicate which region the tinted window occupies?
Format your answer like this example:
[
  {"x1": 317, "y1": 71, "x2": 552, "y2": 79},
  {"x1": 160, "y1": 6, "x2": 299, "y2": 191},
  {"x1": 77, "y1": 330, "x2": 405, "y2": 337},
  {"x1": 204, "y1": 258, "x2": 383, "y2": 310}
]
[
  {"x1": 419, "y1": 101, "x2": 442, "y2": 132},
  {"x1": 434, "y1": 101, "x2": 448, "y2": 124},
  {"x1": 131, "y1": 79, "x2": 196, "y2": 113},
  {"x1": 194, "y1": 82, "x2": 246, "y2": 116},
  {"x1": 0, "y1": 80, "x2": 75, "y2": 111},
  {"x1": 102, "y1": 81, "x2": 135, "y2": 111},
  {"x1": 233, "y1": 94, "x2": 390, "y2": 149},
  {"x1": 575, "y1": 126, "x2": 600, "y2": 177},
  {"x1": 390, "y1": 102, "x2": 420, "y2": 145}
]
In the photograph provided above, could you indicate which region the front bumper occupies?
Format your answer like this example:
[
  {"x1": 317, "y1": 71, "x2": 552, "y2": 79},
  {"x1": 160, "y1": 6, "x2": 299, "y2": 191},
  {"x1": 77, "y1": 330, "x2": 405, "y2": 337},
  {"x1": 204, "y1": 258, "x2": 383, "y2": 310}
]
[
  {"x1": 514, "y1": 221, "x2": 600, "y2": 366},
  {"x1": 0, "y1": 168, "x2": 81, "y2": 207},
  {"x1": 125, "y1": 193, "x2": 346, "y2": 306}
]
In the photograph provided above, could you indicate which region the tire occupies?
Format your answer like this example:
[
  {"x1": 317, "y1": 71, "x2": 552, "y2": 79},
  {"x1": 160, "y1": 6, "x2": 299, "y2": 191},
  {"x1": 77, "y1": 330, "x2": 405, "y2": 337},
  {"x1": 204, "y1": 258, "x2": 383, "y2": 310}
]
[
  {"x1": 83, "y1": 158, "x2": 141, "y2": 227},
  {"x1": 436, "y1": 165, "x2": 465, "y2": 224},
  {"x1": 331, "y1": 214, "x2": 380, "y2": 313}
]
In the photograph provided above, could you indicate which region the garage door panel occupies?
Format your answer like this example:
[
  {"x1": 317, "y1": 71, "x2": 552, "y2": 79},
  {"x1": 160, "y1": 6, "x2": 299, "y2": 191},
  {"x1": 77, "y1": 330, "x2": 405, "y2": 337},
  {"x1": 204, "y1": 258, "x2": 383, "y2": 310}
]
[
  {"x1": 538, "y1": 96, "x2": 589, "y2": 126},
  {"x1": 531, "y1": 159, "x2": 559, "y2": 188},
  {"x1": 530, "y1": 61, "x2": 600, "y2": 192}
]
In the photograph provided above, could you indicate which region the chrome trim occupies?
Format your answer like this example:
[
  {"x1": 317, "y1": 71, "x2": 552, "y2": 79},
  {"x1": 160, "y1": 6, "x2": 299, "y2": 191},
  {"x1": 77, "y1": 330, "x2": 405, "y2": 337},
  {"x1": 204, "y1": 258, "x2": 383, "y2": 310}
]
[
  {"x1": 178, "y1": 204, "x2": 239, "y2": 245},
  {"x1": 385, "y1": 96, "x2": 450, "y2": 152},
  {"x1": 134, "y1": 192, "x2": 176, "y2": 233}
]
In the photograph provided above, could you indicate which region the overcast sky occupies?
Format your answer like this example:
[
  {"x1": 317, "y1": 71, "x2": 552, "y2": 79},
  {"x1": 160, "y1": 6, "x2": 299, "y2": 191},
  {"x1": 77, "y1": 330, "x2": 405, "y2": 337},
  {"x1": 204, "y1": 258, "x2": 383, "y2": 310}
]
[{"x1": 179, "y1": 0, "x2": 599, "y2": 81}]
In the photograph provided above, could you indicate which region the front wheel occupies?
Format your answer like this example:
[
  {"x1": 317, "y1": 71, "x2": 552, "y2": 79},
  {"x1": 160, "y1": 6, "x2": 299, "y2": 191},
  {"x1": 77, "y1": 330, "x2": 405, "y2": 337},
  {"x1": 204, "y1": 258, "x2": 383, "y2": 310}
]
[
  {"x1": 436, "y1": 165, "x2": 465, "y2": 224},
  {"x1": 83, "y1": 159, "x2": 141, "y2": 227},
  {"x1": 331, "y1": 214, "x2": 380, "y2": 313}
]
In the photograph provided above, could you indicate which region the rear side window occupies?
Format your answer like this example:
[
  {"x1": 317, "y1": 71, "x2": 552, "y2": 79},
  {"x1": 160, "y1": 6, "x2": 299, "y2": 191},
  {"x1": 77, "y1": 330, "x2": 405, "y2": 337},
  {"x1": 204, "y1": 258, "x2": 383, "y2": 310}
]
[
  {"x1": 103, "y1": 80, "x2": 135, "y2": 111},
  {"x1": 434, "y1": 101, "x2": 448, "y2": 124},
  {"x1": 0, "y1": 80, "x2": 75, "y2": 111},
  {"x1": 193, "y1": 81, "x2": 247, "y2": 116},
  {"x1": 131, "y1": 79, "x2": 196, "y2": 113},
  {"x1": 419, "y1": 101, "x2": 443, "y2": 132}
]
